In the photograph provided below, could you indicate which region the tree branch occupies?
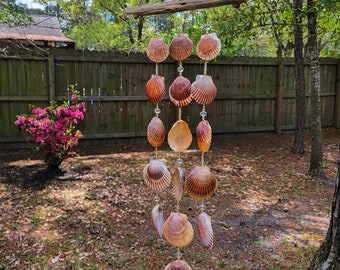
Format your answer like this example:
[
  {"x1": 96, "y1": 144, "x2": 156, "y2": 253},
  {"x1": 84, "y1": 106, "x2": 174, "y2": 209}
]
[{"x1": 124, "y1": 0, "x2": 247, "y2": 17}]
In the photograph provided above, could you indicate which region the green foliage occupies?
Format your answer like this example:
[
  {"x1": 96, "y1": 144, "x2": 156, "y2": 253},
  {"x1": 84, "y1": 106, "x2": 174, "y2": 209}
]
[
  {"x1": 318, "y1": 0, "x2": 340, "y2": 58},
  {"x1": 0, "y1": 0, "x2": 32, "y2": 26},
  {"x1": 4, "y1": 0, "x2": 339, "y2": 57}
]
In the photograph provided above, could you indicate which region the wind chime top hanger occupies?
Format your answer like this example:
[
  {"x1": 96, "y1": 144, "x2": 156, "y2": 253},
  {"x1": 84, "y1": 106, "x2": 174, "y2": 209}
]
[{"x1": 124, "y1": 0, "x2": 247, "y2": 17}]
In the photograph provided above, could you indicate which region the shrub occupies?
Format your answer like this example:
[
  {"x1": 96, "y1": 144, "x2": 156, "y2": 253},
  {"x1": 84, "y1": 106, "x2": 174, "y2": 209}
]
[{"x1": 15, "y1": 92, "x2": 86, "y2": 169}]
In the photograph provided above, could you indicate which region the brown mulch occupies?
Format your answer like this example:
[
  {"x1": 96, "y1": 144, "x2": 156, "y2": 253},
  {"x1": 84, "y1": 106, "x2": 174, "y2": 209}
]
[{"x1": 0, "y1": 128, "x2": 339, "y2": 270}]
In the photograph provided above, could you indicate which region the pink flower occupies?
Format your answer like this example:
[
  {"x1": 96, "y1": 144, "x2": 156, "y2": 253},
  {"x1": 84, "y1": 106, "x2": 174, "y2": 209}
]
[{"x1": 15, "y1": 98, "x2": 85, "y2": 168}]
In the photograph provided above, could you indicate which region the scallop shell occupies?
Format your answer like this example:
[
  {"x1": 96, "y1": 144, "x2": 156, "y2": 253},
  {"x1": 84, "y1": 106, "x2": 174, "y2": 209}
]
[
  {"x1": 162, "y1": 212, "x2": 194, "y2": 248},
  {"x1": 168, "y1": 120, "x2": 192, "y2": 152},
  {"x1": 172, "y1": 167, "x2": 185, "y2": 201},
  {"x1": 196, "y1": 120, "x2": 212, "y2": 153},
  {"x1": 151, "y1": 204, "x2": 164, "y2": 238},
  {"x1": 147, "y1": 38, "x2": 169, "y2": 63},
  {"x1": 196, "y1": 33, "x2": 221, "y2": 61},
  {"x1": 185, "y1": 166, "x2": 218, "y2": 199},
  {"x1": 143, "y1": 159, "x2": 171, "y2": 192},
  {"x1": 191, "y1": 75, "x2": 217, "y2": 105},
  {"x1": 164, "y1": 260, "x2": 192, "y2": 270},
  {"x1": 147, "y1": 117, "x2": 166, "y2": 148},
  {"x1": 169, "y1": 76, "x2": 192, "y2": 107},
  {"x1": 169, "y1": 34, "x2": 193, "y2": 61},
  {"x1": 146, "y1": 75, "x2": 165, "y2": 103},
  {"x1": 196, "y1": 212, "x2": 213, "y2": 249}
]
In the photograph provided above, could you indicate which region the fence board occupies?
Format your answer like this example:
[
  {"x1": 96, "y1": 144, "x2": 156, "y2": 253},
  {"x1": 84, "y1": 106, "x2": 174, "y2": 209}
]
[
  {"x1": 0, "y1": 61, "x2": 8, "y2": 96},
  {"x1": 0, "y1": 49, "x2": 339, "y2": 148},
  {"x1": 336, "y1": 63, "x2": 340, "y2": 128}
]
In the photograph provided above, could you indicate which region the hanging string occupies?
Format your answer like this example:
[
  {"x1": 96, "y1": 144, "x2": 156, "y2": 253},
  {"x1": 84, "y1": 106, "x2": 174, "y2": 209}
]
[
  {"x1": 154, "y1": 193, "x2": 160, "y2": 204},
  {"x1": 176, "y1": 248, "x2": 182, "y2": 259},
  {"x1": 201, "y1": 151, "x2": 205, "y2": 166},
  {"x1": 179, "y1": 61, "x2": 183, "y2": 76},
  {"x1": 201, "y1": 105, "x2": 206, "y2": 120},
  {"x1": 199, "y1": 200, "x2": 206, "y2": 212},
  {"x1": 204, "y1": 61, "x2": 208, "y2": 75}
]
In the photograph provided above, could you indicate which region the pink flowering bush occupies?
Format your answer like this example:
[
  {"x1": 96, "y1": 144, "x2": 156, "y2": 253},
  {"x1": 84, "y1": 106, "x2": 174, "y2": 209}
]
[{"x1": 15, "y1": 94, "x2": 86, "y2": 169}]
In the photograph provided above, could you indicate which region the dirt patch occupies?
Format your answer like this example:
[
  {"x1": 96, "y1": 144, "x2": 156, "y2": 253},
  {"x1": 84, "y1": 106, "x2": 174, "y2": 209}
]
[{"x1": 0, "y1": 128, "x2": 339, "y2": 269}]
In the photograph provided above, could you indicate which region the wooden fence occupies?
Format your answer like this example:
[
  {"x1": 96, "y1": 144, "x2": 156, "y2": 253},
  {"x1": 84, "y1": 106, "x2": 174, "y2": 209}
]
[{"x1": 0, "y1": 48, "x2": 339, "y2": 149}]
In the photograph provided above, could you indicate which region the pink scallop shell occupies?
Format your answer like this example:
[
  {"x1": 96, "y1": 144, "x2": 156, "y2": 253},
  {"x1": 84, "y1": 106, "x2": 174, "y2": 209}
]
[
  {"x1": 162, "y1": 212, "x2": 194, "y2": 248},
  {"x1": 169, "y1": 76, "x2": 192, "y2": 107},
  {"x1": 169, "y1": 33, "x2": 193, "y2": 61},
  {"x1": 168, "y1": 120, "x2": 192, "y2": 152},
  {"x1": 196, "y1": 212, "x2": 214, "y2": 249},
  {"x1": 151, "y1": 204, "x2": 164, "y2": 238},
  {"x1": 143, "y1": 159, "x2": 171, "y2": 192},
  {"x1": 164, "y1": 259, "x2": 192, "y2": 270},
  {"x1": 191, "y1": 75, "x2": 217, "y2": 105},
  {"x1": 147, "y1": 116, "x2": 166, "y2": 148},
  {"x1": 172, "y1": 167, "x2": 185, "y2": 202},
  {"x1": 185, "y1": 166, "x2": 218, "y2": 199},
  {"x1": 196, "y1": 33, "x2": 221, "y2": 61},
  {"x1": 146, "y1": 75, "x2": 165, "y2": 103},
  {"x1": 147, "y1": 38, "x2": 169, "y2": 63},
  {"x1": 196, "y1": 120, "x2": 212, "y2": 153}
]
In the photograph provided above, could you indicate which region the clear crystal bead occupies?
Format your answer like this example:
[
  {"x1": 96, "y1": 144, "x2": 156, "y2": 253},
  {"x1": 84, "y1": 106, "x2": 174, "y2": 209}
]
[
  {"x1": 177, "y1": 66, "x2": 184, "y2": 73},
  {"x1": 200, "y1": 110, "x2": 207, "y2": 117},
  {"x1": 199, "y1": 203, "x2": 206, "y2": 211},
  {"x1": 154, "y1": 195, "x2": 160, "y2": 202},
  {"x1": 176, "y1": 251, "x2": 183, "y2": 259},
  {"x1": 154, "y1": 29, "x2": 160, "y2": 35},
  {"x1": 204, "y1": 24, "x2": 211, "y2": 31},
  {"x1": 154, "y1": 107, "x2": 161, "y2": 114},
  {"x1": 176, "y1": 158, "x2": 183, "y2": 165}
]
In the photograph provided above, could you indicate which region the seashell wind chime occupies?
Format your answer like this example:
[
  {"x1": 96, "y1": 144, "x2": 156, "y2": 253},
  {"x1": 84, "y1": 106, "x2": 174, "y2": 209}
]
[{"x1": 143, "y1": 25, "x2": 221, "y2": 269}]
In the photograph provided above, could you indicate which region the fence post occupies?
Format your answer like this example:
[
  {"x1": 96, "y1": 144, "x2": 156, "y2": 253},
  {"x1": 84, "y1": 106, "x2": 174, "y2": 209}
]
[
  {"x1": 275, "y1": 58, "x2": 284, "y2": 135},
  {"x1": 335, "y1": 62, "x2": 340, "y2": 128},
  {"x1": 48, "y1": 54, "x2": 55, "y2": 102}
]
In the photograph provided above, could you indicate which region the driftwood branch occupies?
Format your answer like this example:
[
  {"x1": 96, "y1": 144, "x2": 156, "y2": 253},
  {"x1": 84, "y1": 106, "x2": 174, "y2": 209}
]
[{"x1": 124, "y1": 0, "x2": 247, "y2": 17}]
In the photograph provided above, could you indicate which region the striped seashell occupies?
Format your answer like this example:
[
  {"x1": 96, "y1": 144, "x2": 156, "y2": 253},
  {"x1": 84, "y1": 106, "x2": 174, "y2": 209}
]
[
  {"x1": 143, "y1": 159, "x2": 171, "y2": 192},
  {"x1": 169, "y1": 33, "x2": 193, "y2": 61},
  {"x1": 162, "y1": 212, "x2": 194, "y2": 248},
  {"x1": 168, "y1": 120, "x2": 192, "y2": 152},
  {"x1": 147, "y1": 37, "x2": 169, "y2": 63},
  {"x1": 172, "y1": 167, "x2": 185, "y2": 202},
  {"x1": 196, "y1": 212, "x2": 213, "y2": 249},
  {"x1": 191, "y1": 75, "x2": 217, "y2": 105},
  {"x1": 196, "y1": 120, "x2": 212, "y2": 152},
  {"x1": 169, "y1": 76, "x2": 192, "y2": 107},
  {"x1": 185, "y1": 166, "x2": 218, "y2": 199},
  {"x1": 196, "y1": 33, "x2": 221, "y2": 61},
  {"x1": 146, "y1": 75, "x2": 165, "y2": 103},
  {"x1": 147, "y1": 116, "x2": 166, "y2": 148},
  {"x1": 164, "y1": 259, "x2": 192, "y2": 270},
  {"x1": 151, "y1": 204, "x2": 164, "y2": 238}
]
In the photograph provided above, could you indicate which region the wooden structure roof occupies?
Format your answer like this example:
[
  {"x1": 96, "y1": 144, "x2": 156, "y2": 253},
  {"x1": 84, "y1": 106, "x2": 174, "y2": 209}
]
[{"x1": 0, "y1": 15, "x2": 74, "y2": 48}]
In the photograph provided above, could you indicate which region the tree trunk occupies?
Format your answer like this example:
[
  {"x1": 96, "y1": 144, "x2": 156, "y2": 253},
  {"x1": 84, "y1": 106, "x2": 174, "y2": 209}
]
[
  {"x1": 309, "y1": 147, "x2": 340, "y2": 269},
  {"x1": 307, "y1": 0, "x2": 325, "y2": 177},
  {"x1": 291, "y1": 0, "x2": 305, "y2": 154}
]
